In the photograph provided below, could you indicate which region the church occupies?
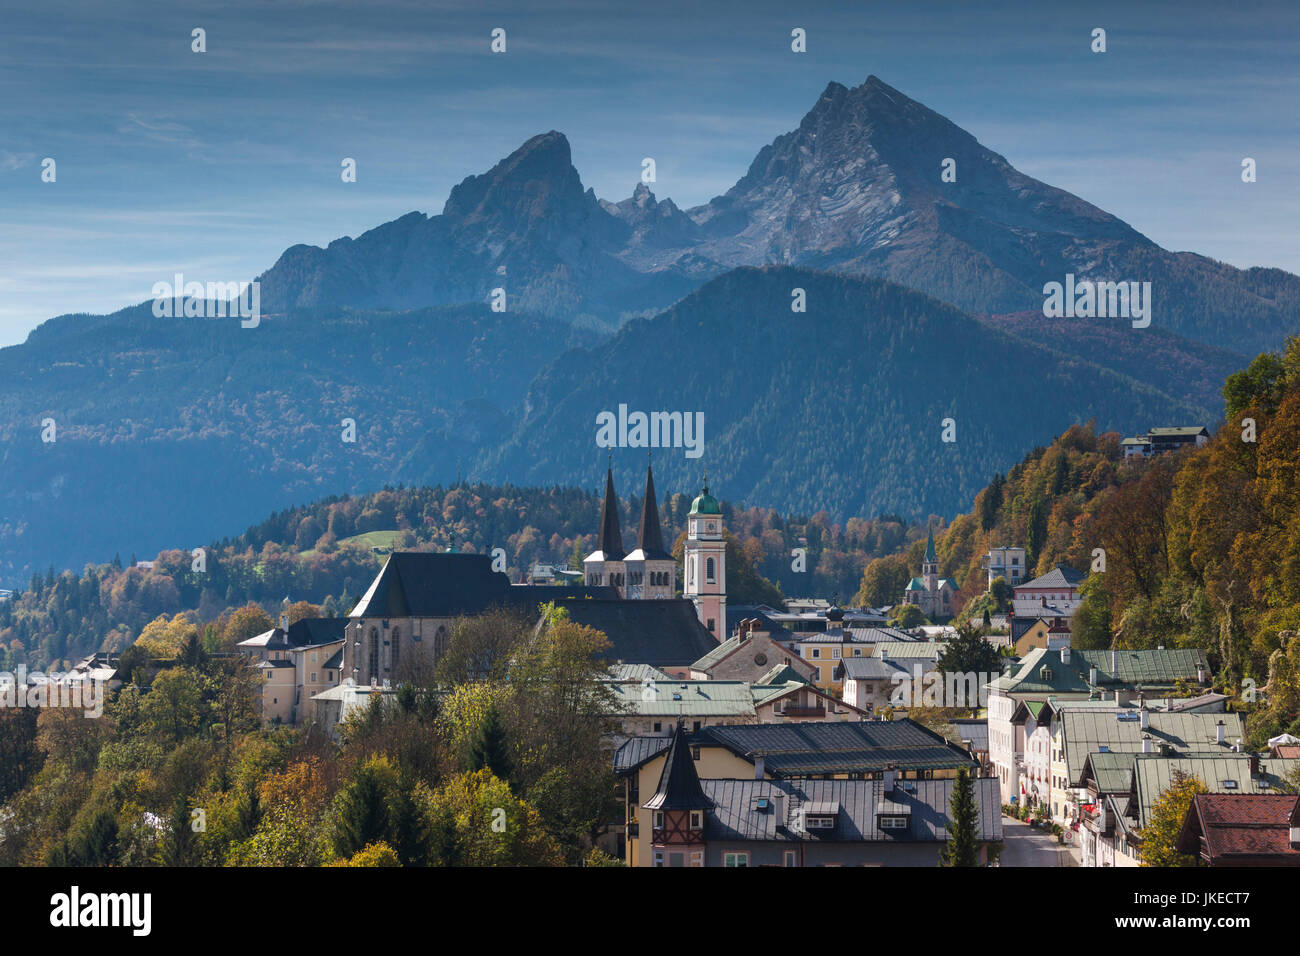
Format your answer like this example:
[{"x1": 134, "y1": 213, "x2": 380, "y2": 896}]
[
  {"x1": 584, "y1": 464, "x2": 727, "y2": 644},
  {"x1": 902, "y1": 528, "x2": 958, "y2": 619}
]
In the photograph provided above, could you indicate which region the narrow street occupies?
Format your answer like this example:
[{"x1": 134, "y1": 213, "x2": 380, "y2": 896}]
[{"x1": 999, "y1": 818, "x2": 1079, "y2": 867}]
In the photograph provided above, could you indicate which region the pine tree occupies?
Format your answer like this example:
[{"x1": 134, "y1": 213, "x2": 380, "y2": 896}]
[
  {"x1": 468, "y1": 703, "x2": 513, "y2": 782},
  {"x1": 332, "y1": 758, "x2": 396, "y2": 858},
  {"x1": 940, "y1": 768, "x2": 980, "y2": 867},
  {"x1": 159, "y1": 794, "x2": 200, "y2": 866}
]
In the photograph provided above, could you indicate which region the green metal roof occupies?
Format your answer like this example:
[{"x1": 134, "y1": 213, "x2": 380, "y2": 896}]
[
  {"x1": 1081, "y1": 751, "x2": 1138, "y2": 794},
  {"x1": 604, "y1": 679, "x2": 757, "y2": 718},
  {"x1": 1061, "y1": 711, "x2": 1245, "y2": 786},
  {"x1": 689, "y1": 481, "x2": 721, "y2": 515},
  {"x1": 1131, "y1": 754, "x2": 1269, "y2": 828}
]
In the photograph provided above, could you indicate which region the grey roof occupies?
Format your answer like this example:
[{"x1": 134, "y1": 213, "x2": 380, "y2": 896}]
[
  {"x1": 702, "y1": 777, "x2": 1002, "y2": 844},
  {"x1": 1017, "y1": 566, "x2": 1086, "y2": 590},
  {"x1": 949, "y1": 718, "x2": 989, "y2": 753},
  {"x1": 608, "y1": 663, "x2": 673, "y2": 683},
  {"x1": 614, "y1": 735, "x2": 672, "y2": 774},
  {"x1": 836, "y1": 657, "x2": 913, "y2": 681},
  {"x1": 560, "y1": 598, "x2": 720, "y2": 668}
]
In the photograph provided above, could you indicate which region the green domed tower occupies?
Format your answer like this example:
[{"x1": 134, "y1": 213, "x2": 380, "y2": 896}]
[{"x1": 684, "y1": 476, "x2": 726, "y2": 643}]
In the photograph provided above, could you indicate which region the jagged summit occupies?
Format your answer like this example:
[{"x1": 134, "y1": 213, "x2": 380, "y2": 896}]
[{"x1": 251, "y1": 75, "x2": 1300, "y2": 352}]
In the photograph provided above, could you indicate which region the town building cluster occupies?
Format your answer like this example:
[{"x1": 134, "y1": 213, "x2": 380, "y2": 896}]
[{"x1": 46, "y1": 455, "x2": 1299, "y2": 867}]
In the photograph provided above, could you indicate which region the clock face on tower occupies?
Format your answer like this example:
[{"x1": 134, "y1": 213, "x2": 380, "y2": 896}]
[{"x1": 707, "y1": 522, "x2": 715, "y2": 532}]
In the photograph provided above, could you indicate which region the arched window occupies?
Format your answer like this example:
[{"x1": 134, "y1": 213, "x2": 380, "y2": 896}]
[
  {"x1": 434, "y1": 625, "x2": 449, "y2": 658},
  {"x1": 368, "y1": 627, "x2": 379, "y2": 682},
  {"x1": 706, "y1": 557, "x2": 716, "y2": 584},
  {"x1": 391, "y1": 627, "x2": 400, "y2": 671}
]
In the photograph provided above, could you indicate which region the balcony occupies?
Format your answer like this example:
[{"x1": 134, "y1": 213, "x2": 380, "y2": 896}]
[{"x1": 781, "y1": 705, "x2": 827, "y2": 719}]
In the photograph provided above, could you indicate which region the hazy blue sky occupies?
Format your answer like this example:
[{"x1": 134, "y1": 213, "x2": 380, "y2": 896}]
[{"x1": 2, "y1": 0, "x2": 1296, "y2": 346}]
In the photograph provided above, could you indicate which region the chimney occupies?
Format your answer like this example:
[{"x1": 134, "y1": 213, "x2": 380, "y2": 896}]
[
  {"x1": 1111, "y1": 648, "x2": 1118, "y2": 673},
  {"x1": 1216, "y1": 720, "x2": 1226, "y2": 745},
  {"x1": 754, "y1": 754, "x2": 765, "y2": 779},
  {"x1": 279, "y1": 610, "x2": 289, "y2": 631},
  {"x1": 1141, "y1": 734, "x2": 1152, "y2": 754},
  {"x1": 1089, "y1": 666, "x2": 1099, "y2": 686},
  {"x1": 882, "y1": 764, "x2": 898, "y2": 791},
  {"x1": 1139, "y1": 704, "x2": 1149, "y2": 730},
  {"x1": 1196, "y1": 660, "x2": 1207, "y2": 684},
  {"x1": 1249, "y1": 753, "x2": 1260, "y2": 776},
  {"x1": 1061, "y1": 646, "x2": 1070, "y2": 665}
]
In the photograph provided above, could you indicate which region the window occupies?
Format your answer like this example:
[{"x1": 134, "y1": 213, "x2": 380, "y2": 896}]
[
  {"x1": 689, "y1": 851, "x2": 703, "y2": 867},
  {"x1": 653, "y1": 722, "x2": 662, "y2": 733},
  {"x1": 368, "y1": 627, "x2": 380, "y2": 680},
  {"x1": 653, "y1": 811, "x2": 664, "y2": 828},
  {"x1": 806, "y1": 815, "x2": 836, "y2": 829},
  {"x1": 707, "y1": 619, "x2": 715, "y2": 633},
  {"x1": 811, "y1": 648, "x2": 821, "y2": 659},
  {"x1": 653, "y1": 850, "x2": 665, "y2": 867},
  {"x1": 1221, "y1": 779, "x2": 1239, "y2": 789},
  {"x1": 706, "y1": 557, "x2": 716, "y2": 583},
  {"x1": 690, "y1": 811, "x2": 703, "y2": 830},
  {"x1": 879, "y1": 816, "x2": 909, "y2": 830},
  {"x1": 391, "y1": 627, "x2": 400, "y2": 670},
  {"x1": 831, "y1": 648, "x2": 841, "y2": 659},
  {"x1": 310, "y1": 672, "x2": 317, "y2": 683},
  {"x1": 723, "y1": 852, "x2": 748, "y2": 868},
  {"x1": 783, "y1": 851, "x2": 797, "y2": 867}
]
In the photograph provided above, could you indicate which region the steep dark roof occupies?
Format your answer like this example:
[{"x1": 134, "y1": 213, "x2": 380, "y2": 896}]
[
  {"x1": 558, "y1": 597, "x2": 719, "y2": 667},
  {"x1": 596, "y1": 468, "x2": 625, "y2": 561},
  {"x1": 643, "y1": 723, "x2": 711, "y2": 811},
  {"x1": 633, "y1": 465, "x2": 670, "y2": 560},
  {"x1": 286, "y1": 617, "x2": 348, "y2": 648},
  {"x1": 351, "y1": 552, "x2": 613, "y2": 619}
]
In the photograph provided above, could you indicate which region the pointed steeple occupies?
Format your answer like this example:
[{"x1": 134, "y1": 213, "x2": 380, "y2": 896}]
[
  {"x1": 597, "y1": 467, "x2": 625, "y2": 561},
  {"x1": 643, "y1": 721, "x2": 710, "y2": 811},
  {"x1": 636, "y1": 464, "x2": 670, "y2": 561},
  {"x1": 925, "y1": 526, "x2": 937, "y2": 564}
]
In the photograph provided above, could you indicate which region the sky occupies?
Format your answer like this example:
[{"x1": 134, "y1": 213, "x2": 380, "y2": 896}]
[{"x1": 1, "y1": 0, "x2": 1297, "y2": 346}]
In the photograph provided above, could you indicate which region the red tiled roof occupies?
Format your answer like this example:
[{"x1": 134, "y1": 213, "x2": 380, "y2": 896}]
[
  {"x1": 1191, "y1": 794, "x2": 1300, "y2": 861},
  {"x1": 1273, "y1": 745, "x2": 1300, "y2": 760}
]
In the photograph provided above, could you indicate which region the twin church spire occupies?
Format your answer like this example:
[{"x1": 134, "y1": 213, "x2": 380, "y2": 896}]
[{"x1": 584, "y1": 461, "x2": 698, "y2": 604}]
